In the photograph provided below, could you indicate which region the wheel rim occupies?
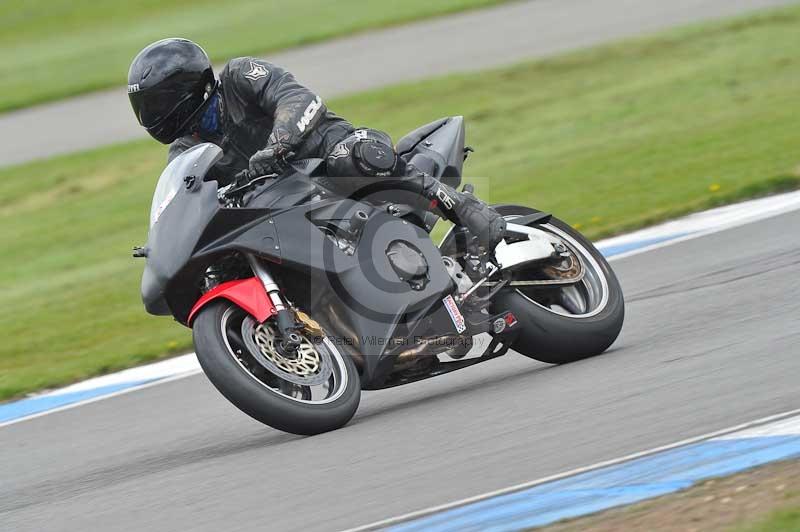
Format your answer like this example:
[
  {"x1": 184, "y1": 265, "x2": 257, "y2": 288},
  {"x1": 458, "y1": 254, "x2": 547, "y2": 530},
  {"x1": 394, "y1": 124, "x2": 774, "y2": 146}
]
[
  {"x1": 506, "y1": 216, "x2": 610, "y2": 319},
  {"x1": 219, "y1": 306, "x2": 349, "y2": 404}
]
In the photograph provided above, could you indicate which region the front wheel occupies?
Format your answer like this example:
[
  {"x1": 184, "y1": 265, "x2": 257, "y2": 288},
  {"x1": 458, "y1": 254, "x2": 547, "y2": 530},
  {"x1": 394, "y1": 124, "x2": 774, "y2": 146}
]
[
  {"x1": 492, "y1": 205, "x2": 625, "y2": 364},
  {"x1": 192, "y1": 301, "x2": 361, "y2": 435}
]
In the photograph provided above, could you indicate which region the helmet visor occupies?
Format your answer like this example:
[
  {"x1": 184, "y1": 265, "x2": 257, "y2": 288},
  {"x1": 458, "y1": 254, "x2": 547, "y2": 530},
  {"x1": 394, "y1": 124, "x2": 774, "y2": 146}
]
[{"x1": 130, "y1": 87, "x2": 198, "y2": 141}]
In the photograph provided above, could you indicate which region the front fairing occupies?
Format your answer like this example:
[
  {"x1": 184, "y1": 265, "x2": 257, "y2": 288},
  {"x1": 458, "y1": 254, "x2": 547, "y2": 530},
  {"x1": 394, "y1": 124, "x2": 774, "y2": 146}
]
[{"x1": 141, "y1": 143, "x2": 223, "y2": 315}]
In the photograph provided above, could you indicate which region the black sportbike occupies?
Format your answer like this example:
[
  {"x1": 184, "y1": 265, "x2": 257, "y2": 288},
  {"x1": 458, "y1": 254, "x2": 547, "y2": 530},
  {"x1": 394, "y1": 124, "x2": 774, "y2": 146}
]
[{"x1": 136, "y1": 117, "x2": 624, "y2": 435}]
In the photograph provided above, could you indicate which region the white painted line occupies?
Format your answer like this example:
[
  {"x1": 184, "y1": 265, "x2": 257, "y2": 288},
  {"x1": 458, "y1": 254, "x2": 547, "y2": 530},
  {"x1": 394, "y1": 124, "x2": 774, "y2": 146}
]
[
  {"x1": 45, "y1": 353, "x2": 200, "y2": 396},
  {"x1": 0, "y1": 370, "x2": 202, "y2": 429},
  {"x1": 598, "y1": 190, "x2": 800, "y2": 247},
  {"x1": 716, "y1": 415, "x2": 800, "y2": 439},
  {"x1": 597, "y1": 190, "x2": 800, "y2": 260},
  {"x1": 345, "y1": 408, "x2": 800, "y2": 531}
]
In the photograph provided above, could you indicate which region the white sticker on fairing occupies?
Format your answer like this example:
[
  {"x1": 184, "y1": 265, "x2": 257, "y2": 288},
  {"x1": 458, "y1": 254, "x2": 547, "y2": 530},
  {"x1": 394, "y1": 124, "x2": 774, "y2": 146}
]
[
  {"x1": 243, "y1": 61, "x2": 269, "y2": 81},
  {"x1": 296, "y1": 96, "x2": 323, "y2": 133},
  {"x1": 442, "y1": 295, "x2": 467, "y2": 333},
  {"x1": 152, "y1": 188, "x2": 178, "y2": 226}
]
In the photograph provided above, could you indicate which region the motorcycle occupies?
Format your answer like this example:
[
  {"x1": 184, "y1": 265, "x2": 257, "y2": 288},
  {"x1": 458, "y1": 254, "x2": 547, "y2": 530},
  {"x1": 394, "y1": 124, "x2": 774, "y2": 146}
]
[{"x1": 135, "y1": 116, "x2": 624, "y2": 435}]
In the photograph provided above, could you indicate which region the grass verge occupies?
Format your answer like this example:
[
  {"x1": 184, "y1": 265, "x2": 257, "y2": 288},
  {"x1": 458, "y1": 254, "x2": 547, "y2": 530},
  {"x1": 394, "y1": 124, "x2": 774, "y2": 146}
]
[
  {"x1": 0, "y1": 0, "x2": 511, "y2": 113},
  {"x1": 541, "y1": 458, "x2": 800, "y2": 532},
  {"x1": 2, "y1": 4, "x2": 800, "y2": 400},
  {"x1": 739, "y1": 507, "x2": 800, "y2": 532}
]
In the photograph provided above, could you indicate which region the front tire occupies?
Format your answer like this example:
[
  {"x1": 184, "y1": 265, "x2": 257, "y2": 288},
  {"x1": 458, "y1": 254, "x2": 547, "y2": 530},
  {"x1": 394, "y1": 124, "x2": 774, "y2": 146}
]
[
  {"x1": 193, "y1": 301, "x2": 361, "y2": 435},
  {"x1": 492, "y1": 205, "x2": 624, "y2": 364}
]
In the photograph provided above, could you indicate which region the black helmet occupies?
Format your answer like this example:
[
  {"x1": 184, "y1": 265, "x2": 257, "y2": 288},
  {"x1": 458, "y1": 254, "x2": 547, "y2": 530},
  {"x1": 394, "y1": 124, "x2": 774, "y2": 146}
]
[{"x1": 128, "y1": 38, "x2": 218, "y2": 144}]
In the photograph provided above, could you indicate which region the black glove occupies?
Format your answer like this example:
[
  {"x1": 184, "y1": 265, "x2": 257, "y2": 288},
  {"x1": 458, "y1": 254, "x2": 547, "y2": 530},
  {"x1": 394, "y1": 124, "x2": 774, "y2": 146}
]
[
  {"x1": 249, "y1": 145, "x2": 289, "y2": 177},
  {"x1": 250, "y1": 126, "x2": 300, "y2": 177}
]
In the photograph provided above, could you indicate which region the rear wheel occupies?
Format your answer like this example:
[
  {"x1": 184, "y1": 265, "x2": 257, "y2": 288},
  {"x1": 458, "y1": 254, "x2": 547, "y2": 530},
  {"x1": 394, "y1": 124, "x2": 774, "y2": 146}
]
[
  {"x1": 193, "y1": 301, "x2": 360, "y2": 435},
  {"x1": 492, "y1": 205, "x2": 624, "y2": 364}
]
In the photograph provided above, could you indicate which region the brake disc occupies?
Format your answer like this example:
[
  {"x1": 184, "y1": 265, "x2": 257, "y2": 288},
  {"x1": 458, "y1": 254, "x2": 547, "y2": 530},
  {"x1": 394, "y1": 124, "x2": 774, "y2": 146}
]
[
  {"x1": 541, "y1": 251, "x2": 584, "y2": 282},
  {"x1": 241, "y1": 317, "x2": 333, "y2": 386}
]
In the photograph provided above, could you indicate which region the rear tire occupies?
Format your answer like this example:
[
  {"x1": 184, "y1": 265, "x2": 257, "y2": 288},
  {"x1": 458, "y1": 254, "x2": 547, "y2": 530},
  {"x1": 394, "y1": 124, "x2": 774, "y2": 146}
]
[
  {"x1": 492, "y1": 205, "x2": 624, "y2": 364},
  {"x1": 193, "y1": 301, "x2": 361, "y2": 435}
]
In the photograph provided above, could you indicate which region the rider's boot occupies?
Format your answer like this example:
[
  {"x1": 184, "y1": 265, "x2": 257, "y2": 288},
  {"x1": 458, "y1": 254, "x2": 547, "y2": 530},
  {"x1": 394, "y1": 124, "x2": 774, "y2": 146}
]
[{"x1": 408, "y1": 167, "x2": 506, "y2": 252}]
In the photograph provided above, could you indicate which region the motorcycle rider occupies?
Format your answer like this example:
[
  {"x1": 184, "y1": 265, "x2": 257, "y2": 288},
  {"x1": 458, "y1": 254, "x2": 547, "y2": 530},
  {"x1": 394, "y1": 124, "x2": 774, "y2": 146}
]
[{"x1": 127, "y1": 38, "x2": 505, "y2": 251}]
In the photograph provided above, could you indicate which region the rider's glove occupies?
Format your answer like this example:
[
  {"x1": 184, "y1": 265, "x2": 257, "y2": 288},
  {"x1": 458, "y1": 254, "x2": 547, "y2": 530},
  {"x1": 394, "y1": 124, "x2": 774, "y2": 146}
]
[
  {"x1": 249, "y1": 145, "x2": 290, "y2": 177},
  {"x1": 249, "y1": 127, "x2": 298, "y2": 177}
]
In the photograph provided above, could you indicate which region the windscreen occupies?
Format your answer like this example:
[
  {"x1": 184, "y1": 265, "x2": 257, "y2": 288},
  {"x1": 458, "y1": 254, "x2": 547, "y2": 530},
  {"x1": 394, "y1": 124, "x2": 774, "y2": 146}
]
[{"x1": 149, "y1": 142, "x2": 223, "y2": 227}]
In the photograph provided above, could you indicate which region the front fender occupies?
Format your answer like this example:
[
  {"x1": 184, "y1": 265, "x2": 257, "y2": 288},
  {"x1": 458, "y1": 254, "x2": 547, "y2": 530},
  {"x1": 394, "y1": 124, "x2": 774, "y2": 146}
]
[{"x1": 187, "y1": 277, "x2": 276, "y2": 326}]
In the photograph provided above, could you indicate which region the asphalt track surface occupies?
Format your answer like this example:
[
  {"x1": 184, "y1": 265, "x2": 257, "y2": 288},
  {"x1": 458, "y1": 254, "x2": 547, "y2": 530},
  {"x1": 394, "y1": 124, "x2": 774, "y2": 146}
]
[
  {"x1": 0, "y1": 0, "x2": 796, "y2": 168},
  {"x1": 2, "y1": 209, "x2": 798, "y2": 531}
]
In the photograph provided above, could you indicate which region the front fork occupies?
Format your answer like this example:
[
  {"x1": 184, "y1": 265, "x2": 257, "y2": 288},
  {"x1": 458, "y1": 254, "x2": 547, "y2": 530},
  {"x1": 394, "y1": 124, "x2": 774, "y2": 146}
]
[{"x1": 246, "y1": 254, "x2": 302, "y2": 355}]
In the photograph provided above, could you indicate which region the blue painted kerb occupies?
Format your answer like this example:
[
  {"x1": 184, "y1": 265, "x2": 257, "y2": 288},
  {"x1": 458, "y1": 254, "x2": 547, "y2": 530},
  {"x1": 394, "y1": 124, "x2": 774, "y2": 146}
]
[
  {"x1": 0, "y1": 379, "x2": 156, "y2": 423},
  {"x1": 386, "y1": 435, "x2": 800, "y2": 532}
]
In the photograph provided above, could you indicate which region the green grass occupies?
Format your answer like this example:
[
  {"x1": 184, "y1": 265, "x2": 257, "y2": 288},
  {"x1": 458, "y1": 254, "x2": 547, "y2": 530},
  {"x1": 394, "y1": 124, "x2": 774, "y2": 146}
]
[
  {"x1": 2, "y1": 4, "x2": 800, "y2": 400},
  {"x1": 0, "y1": 0, "x2": 510, "y2": 113},
  {"x1": 736, "y1": 507, "x2": 800, "y2": 531}
]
